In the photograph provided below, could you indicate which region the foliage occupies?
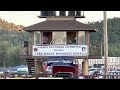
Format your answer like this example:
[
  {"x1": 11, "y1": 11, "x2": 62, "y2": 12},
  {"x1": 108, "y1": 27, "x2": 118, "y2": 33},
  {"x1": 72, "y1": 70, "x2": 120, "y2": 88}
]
[
  {"x1": 0, "y1": 30, "x2": 30, "y2": 67},
  {"x1": 89, "y1": 17, "x2": 120, "y2": 57}
]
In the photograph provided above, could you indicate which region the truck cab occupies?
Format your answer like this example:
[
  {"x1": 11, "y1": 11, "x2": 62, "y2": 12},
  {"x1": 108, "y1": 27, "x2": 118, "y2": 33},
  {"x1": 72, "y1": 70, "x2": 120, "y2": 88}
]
[{"x1": 52, "y1": 65, "x2": 79, "y2": 79}]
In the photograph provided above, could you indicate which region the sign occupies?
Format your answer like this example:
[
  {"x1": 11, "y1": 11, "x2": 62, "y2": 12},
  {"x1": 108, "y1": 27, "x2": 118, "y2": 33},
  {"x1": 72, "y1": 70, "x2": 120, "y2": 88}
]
[
  {"x1": 47, "y1": 56, "x2": 74, "y2": 66},
  {"x1": 32, "y1": 45, "x2": 88, "y2": 56},
  {"x1": 47, "y1": 59, "x2": 73, "y2": 64},
  {"x1": 47, "y1": 56, "x2": 74, "y2": 60}
]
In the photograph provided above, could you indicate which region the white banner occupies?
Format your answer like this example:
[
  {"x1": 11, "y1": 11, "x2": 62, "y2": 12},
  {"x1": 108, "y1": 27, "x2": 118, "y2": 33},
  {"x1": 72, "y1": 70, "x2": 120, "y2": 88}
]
[{"x1": 32, "y1": 45, "x2": 88, "y2": 56}]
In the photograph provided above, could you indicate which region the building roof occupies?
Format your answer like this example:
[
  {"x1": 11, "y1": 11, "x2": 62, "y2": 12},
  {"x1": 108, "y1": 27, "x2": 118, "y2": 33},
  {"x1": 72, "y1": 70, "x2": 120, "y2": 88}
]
[{"x1": 24, "y1": 20, "x2": 96, "y2": 32}]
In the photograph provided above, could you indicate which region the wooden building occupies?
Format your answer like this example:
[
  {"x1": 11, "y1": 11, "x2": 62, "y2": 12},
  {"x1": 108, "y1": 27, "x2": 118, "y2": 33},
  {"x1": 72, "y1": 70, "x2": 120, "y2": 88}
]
[{"x1": 22, "y1": 11, "x2": 102, "y2": 77}]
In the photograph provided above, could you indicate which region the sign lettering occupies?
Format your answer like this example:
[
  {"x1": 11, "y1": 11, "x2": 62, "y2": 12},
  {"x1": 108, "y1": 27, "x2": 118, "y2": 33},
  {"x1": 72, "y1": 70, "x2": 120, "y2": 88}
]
[{"x1": 32, "y1": 45, "x2": 88, "y2": 56}]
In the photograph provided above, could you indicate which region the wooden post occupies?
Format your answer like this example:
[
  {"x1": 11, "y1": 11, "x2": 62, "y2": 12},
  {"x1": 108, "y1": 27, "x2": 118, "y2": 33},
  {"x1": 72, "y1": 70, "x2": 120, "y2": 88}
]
[
  {"x1": 35, "y1": 59, "x2": 40, "y2": 79},
  {"x1": 82, "y1": 59, "x2": 89, "y2": 75},
  {"x1": 82, "y1": 31, "x2": 89, "y2": 76}
]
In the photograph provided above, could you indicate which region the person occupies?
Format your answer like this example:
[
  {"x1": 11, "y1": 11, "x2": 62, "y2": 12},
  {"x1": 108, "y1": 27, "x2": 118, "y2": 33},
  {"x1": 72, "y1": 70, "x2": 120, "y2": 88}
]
[
  {"x1": 72, "y1": 36, "x2": 76, "y2": 44},
  {"x1": 43, "y1": 34, "x2": 48, "y2": 44}
]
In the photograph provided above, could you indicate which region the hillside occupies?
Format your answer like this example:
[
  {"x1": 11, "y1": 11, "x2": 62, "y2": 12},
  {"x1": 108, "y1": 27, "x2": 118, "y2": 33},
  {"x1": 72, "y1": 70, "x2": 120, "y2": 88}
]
[
  {"x1": 89, "y1": 17, "x2": 120, "y2": 57},
  {"x1": 0, "y1": 18, "x2": 29, "y2": 67},
  {"x1": 0, "y1": 18, "x2": 24, "y2": 31}
]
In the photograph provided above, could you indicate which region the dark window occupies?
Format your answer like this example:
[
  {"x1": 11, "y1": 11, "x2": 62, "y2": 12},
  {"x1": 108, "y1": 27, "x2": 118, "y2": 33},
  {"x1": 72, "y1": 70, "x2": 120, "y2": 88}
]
[
  {"x1": 41, "y1": 11, "x2": 48, "y2": 16},
  {"x1": 68, "y1": 11, "x2": 75, "y2": 16},
  {"x1": 24, "y1": 41, "x2": 28, "y2": 47},
  {"x1": 48, "y1": 11, "x2": 56, "y2": 16},
  {"x1": 42, "y1": 32, "x2": 52, "y2": 44},
  {"x1": 76, "y1": 11, "x2": 81, "y2": 16},
  {"x1": 67, "y1": 32, "x2": 76, "y2": 44},
  {"x1": 94, "y1": 64, "x2": 97, "y2": 67},
  {"x1": 59, "y1": 11, "x2": 66, "y2": 16}
]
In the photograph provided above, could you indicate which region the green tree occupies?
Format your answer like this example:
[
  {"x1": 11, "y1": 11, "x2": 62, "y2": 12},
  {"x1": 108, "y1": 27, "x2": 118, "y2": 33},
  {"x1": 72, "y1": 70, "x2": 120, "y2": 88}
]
[
  {"x1": 0, "y1": 41, "x2": 11, "y2": 68},
  {"x1": 9, "y1": 45, "x2": 26, "y2": 67},
  {"x1": 88, "y1": 17, "x2": 120, "y2": 57}
]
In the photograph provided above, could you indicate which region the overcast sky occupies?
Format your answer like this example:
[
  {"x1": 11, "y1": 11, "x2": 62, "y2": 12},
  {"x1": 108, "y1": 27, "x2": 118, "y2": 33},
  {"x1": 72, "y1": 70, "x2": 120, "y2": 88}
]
[{"x1": 0, "y1": 11, "x2": 120, "y2": 26}]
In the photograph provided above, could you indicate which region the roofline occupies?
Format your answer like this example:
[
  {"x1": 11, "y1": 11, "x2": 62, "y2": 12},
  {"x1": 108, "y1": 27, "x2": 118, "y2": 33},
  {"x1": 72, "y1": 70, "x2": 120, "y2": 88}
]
[
  {"x1": 23, "y1": 20, "x2": 97, "y2": 32},
  {"x1": 24, "y1": 29, "x2": 96, "y2": 32}
]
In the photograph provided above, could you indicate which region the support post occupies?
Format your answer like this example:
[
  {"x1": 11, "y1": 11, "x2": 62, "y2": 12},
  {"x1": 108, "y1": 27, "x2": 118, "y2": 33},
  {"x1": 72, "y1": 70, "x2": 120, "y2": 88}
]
[
  {"x1": 82, "y1": 31, "x2": 89, "y2": 76},
  {"x1": 35, "y1": 59, "x2": 40, "y2": 79},
  {"x1": 82, "y1": 59, "x2": 88, "y2": 76}
]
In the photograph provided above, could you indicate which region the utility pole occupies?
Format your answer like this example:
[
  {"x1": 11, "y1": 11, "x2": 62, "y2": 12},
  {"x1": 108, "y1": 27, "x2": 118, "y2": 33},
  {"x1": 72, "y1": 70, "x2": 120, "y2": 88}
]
[{"x1": 103, "y1": 11, "x2": 108, "y2": 77}]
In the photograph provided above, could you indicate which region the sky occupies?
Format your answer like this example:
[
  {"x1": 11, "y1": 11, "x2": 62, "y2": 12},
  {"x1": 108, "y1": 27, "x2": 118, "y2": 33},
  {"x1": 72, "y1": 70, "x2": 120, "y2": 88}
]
[{"x1": 0, "y1": 11, "x2": 120, "y2": 27}]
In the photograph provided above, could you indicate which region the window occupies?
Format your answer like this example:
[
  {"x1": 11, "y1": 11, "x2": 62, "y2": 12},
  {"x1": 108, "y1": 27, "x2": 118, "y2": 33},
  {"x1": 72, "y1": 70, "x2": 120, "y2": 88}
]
[
  {"x1": 52, "y1": 32, "x2": 66, "y2": 44},
  {"x1": 42, "y1": 32, "x2": 52, "y2": 44},
  {"x1": 113, "y1": 59, "x2": 115, "y2": 62},
  {"x1": 59, "y1": 11, "x2": 66, "y2": 16},
  {"x1": 41, "y1": 11, "x2": 48, "y2": 16},
  {"x1": 34, "y1": 31, "x2": 41, "y2": 45},
  {"x1": 78, "y1": 31, "x2": 85, "y2": 45},
  {"x1": 68, "y1": 11, "x2": 75, "y2": 16},
  {"x1": 76, "y1": 11, "x2": 81, "y2": 16},
  {"x1": 66, "y1": 11, "x2": 68, "y2": 16},
  {"x1": 56, "y1": 11, "x2": 59, "y2": 16},
  {"x1": 67, "y1": 32, "x2": 76, "y2": 44},
  {"x1": 48, "y1": 11, "x2": 56, "y2": 16}
]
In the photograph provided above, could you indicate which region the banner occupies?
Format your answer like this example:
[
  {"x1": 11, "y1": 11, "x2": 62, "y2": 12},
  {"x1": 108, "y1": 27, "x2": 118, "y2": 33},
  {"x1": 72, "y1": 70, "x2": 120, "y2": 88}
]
[
  {"x1": 32, "y1": 45, "x2": 88, "y2": 56},
  {"x1": 47, "y1": 56, "x2": 74, "y2": 66}
]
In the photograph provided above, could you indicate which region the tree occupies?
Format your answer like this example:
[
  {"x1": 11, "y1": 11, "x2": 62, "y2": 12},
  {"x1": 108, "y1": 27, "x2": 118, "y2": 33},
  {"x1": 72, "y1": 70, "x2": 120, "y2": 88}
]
[
  {"x1": 9, "y1": 45, "x2": 26, "y2": 67},
  {"x1": 89, "y1": 17, "x2": 120, "y2": 57},
  {"x1": 0, "y1": 41, "x2": 11, "y2": 68}
]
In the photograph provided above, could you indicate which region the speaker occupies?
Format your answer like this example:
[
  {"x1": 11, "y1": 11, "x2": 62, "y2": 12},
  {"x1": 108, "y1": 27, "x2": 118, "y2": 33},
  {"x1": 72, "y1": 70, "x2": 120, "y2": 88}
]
[{"x1": 24, "y1": 41, "x2": 28, "y2": 47}]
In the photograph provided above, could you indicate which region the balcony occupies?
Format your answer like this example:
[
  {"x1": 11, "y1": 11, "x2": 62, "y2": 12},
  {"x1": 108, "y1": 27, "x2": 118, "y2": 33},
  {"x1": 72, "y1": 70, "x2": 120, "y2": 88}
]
[{"x1": 21, "y1": 43, "x2": 103, "y2": 59}]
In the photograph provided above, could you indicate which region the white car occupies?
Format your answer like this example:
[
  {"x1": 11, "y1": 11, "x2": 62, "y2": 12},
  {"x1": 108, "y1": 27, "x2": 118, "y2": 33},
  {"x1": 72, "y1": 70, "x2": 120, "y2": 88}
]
[{"x1": 89, "y1": 68, "x2": 99, "y2": 75}]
